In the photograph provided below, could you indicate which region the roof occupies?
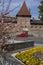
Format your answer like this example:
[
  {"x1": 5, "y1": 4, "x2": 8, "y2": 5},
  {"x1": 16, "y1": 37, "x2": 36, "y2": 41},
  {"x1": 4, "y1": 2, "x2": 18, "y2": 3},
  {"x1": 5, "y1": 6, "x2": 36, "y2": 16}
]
[
  {"x1": 30, "y1": 20, "x2": 43, "y2": 25},
  {"x1": 16, "y1": 1, "x2": 31, "y2": 17}
]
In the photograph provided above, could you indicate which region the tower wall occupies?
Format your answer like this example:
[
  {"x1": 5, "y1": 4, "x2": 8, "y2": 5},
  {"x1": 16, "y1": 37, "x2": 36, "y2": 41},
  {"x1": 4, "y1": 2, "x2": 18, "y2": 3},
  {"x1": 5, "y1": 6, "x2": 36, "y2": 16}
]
[{"x1": 17, "y1": 17, "x2": 30, "y2": 31}]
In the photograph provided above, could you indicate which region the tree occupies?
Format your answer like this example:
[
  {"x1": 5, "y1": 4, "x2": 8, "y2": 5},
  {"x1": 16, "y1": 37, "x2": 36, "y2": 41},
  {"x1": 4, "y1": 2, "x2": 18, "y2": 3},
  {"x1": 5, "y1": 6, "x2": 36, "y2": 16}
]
[
  {"x1": 0, "y1": 22, "x2": 9, "y2": 64},
  {"x1": 38, "y1": 1, "x2": 43, "y2": 21},
  {"x1": 0, "y1": 0, "x2": 20, "y2": 64}
]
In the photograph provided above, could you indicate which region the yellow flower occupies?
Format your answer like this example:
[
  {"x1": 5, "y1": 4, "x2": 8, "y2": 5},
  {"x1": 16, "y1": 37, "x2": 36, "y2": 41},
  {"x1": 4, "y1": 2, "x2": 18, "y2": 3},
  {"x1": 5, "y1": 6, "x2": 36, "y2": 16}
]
[{"x1": 15, "y1": 46, "x2": 43, "y2": 65}]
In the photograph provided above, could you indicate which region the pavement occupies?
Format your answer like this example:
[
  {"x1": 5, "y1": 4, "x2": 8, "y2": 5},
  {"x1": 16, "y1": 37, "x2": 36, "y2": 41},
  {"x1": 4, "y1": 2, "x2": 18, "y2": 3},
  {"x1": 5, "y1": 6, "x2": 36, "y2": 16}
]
[{"x1": 0, "y1": 54, "x2": 24, "y2": 65}]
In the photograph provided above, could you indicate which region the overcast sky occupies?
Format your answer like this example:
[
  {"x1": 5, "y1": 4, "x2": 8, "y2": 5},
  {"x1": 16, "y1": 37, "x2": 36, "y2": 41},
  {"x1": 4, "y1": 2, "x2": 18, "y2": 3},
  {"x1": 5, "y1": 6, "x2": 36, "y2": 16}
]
[{"x1": 0, "y1": 0, "x2": 41, "y2": 19}]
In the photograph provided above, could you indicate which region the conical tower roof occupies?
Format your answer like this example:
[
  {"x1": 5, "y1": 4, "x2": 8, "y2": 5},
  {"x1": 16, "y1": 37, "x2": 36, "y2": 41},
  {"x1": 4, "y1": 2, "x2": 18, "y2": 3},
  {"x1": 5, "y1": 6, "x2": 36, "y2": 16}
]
[{"x1": 16, "y1": 1, "x2": 31, "y2": 17}]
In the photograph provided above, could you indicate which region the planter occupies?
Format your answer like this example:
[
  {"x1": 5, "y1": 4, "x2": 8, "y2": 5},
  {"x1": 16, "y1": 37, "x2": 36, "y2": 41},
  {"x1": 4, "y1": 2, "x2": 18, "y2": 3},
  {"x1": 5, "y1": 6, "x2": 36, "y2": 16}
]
[{"x1": 1, "y1": 40, "x2": 34, "y2": 51}]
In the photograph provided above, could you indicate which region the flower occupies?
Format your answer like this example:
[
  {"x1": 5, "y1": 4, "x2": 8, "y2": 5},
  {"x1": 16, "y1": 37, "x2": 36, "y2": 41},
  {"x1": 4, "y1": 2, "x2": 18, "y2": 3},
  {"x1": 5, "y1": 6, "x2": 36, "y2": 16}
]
[{"x1": 15, "y1": 46, "x2": 43, "y2": 65}]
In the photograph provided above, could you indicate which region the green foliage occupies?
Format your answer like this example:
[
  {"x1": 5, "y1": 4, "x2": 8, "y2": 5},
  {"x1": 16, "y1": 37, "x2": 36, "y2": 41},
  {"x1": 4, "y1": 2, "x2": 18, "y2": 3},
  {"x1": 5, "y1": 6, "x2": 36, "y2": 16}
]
[
  {"x1": 38, "y1": 1, "x2": 43, "y2": 21},
  {"x1": 39, "y1": 6, "x2": 43, "y2": 13},
  {"x1": 40, "y1": 15, "x2": 43, "y2": 21}
]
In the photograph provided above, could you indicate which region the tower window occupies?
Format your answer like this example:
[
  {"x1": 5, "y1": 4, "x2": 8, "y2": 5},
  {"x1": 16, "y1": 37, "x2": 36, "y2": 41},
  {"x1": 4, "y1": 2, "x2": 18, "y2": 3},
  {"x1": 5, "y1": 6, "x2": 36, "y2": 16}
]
[{"x1": 25, "y1": 26, "x2": 27, "y2": 28}]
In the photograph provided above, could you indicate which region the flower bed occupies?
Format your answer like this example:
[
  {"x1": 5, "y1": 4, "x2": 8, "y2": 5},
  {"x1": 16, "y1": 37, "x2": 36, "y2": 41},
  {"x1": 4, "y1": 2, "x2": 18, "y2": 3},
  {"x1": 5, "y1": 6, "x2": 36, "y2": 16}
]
[{"x1": 15, "y1": 46, "x2": 43, "y2": 65}]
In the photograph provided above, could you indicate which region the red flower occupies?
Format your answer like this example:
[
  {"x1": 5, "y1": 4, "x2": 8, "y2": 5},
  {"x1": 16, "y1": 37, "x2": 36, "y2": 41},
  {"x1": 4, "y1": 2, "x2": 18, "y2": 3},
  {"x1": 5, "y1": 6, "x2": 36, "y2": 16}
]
[{"x1": 16, "y1": 33, "x2": 28, "y2": 37}]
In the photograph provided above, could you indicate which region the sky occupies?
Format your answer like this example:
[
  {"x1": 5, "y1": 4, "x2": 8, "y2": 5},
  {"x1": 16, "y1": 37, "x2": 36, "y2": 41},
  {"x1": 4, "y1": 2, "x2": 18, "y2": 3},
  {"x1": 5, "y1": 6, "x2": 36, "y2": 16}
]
[{"x1": 0, "y1": 0, "x2": 41, "y2": 19}]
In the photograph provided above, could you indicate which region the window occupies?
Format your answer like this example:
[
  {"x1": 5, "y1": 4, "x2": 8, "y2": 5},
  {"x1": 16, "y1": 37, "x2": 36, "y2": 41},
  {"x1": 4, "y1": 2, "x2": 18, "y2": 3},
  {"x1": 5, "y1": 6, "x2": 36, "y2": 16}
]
[
  {"x1": 35, "y1": 26, "x2": 37, "y2": 28},
  {"x1": 25, "y1": 26, "x2": 27, "y2": 28},
  {"x1": 21, "y1": 26, "x2": 24, "y2": 28},
  {"x1": 31, "y1": 26, "x2": 33, "y2": 28},
  {"x1": 39, "y1": 26, "x2": 41, "y2": 28}
]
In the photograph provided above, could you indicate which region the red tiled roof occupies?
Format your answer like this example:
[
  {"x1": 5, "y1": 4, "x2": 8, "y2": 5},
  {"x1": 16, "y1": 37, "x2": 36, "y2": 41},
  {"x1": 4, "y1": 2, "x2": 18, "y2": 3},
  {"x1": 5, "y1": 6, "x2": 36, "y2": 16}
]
[{"x1": 16, "y1": 1, "x2": 31, "y2": 17}]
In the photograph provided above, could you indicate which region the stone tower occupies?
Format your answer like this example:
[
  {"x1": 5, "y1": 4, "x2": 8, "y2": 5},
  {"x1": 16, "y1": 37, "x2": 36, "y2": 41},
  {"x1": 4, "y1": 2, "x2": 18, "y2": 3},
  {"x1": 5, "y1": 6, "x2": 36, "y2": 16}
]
[{"x1": 16, "y1": 1, "x2": 31, "y2": 32}]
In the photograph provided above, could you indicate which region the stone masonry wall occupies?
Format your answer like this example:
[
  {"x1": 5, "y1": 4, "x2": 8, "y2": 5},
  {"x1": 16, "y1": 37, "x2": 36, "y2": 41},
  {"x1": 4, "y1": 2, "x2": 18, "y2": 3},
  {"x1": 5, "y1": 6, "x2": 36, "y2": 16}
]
[
  {"x1": 28, "y1": 25, "x2": 43, "y2": 37},
  {"x1": 17, "y1": 17, "x2": 30, "y2": 31}
]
